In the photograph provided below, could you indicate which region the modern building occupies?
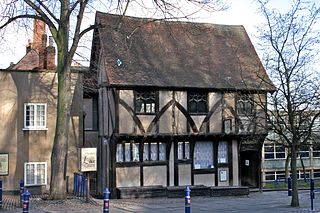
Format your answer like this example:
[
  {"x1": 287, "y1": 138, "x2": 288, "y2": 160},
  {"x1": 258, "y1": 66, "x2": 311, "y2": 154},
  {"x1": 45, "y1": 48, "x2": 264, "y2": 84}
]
[{"x1": 261, "y1": 113, "x2": 320, "y2": 184}]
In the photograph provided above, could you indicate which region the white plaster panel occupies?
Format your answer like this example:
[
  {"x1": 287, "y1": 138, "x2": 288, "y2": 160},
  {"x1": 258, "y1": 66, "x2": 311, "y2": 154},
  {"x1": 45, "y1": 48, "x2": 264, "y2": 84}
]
[
  {"x1": 159, "y1": 91, "x2": 173, "y2": 134},
  {"x1": 119, "y1": 105, "x2": 134, "y2": 134},
  {"x1": 194, "y1": 174, "x2": 215, "y2": 186},
  {"x1": 116, "y1": 167, "x2": 140, "y2": 187},
  {"x1": 174, "y1": 91, "x2": 187, "y2": 134},
  {"x1": 138, "y1": 115, "x2": 155, "y2": 134},
  {"x1": 119, "y1": 90, "x2": 134, "y2": 109},
  {"x1": 143, "y1": 166, "x2": 167, "y2": 186},
  {"x1": 191, "y1": 115, "x2": 206, "y2": 132},
  {"x1": 208, "y1": 92, "x2": 223, "y2": 133},
  {"x1": 178, "y1": 164, "x2": 191, "y2": 186},
  {"x1": 169, "y1": 143, "x2": 174, "y2": 186},
  {"x1": 232, "y1": 140, "x2": 239, "y2": 186}
]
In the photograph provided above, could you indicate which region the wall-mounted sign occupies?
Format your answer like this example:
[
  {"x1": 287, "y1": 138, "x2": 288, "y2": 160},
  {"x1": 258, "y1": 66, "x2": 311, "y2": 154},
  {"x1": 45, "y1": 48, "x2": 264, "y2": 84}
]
[
  {"x1": 80, "y1": 148, "x2": 97, "y2": 172},
  {"x1": 219, "y1": 170, "x2": 227, "y2": 182},
  {"x1": 245, "y1": 160, "x2": 250, "y2": 166},
  {"x1": 0, "y1": 153, "x2": 9, "y2": 176}
]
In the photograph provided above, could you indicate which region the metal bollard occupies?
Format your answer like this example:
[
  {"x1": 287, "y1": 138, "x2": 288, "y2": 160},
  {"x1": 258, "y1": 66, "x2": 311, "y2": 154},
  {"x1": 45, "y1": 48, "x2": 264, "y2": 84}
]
[
  {"x1": 310, "y1": 178, "x2": 315, "y2": 211},
  {"x1": 287, "y1": 177, "x2": 292, "y2": 196},
  {"x1": 0, "y1": 179, "x2": 2, "y2": 209},
  {"x1": 73, "y1": 173, "x2": 77, "y2": 195},
  {"x1": 81, "y1": 175, "x2": 86, "y2": 197},
  {"x1": 185, "y1": 186, "x2": 191, "y2": 213},
  {"x1": 22, "y1": 190, "x2": 30, "y2": 213},
  {"x1": 103, "y1": 188, "x2": 110, "y2": 213},
  {"x1": 19, "y1": 180, "x2": 24, "y2": 206}
]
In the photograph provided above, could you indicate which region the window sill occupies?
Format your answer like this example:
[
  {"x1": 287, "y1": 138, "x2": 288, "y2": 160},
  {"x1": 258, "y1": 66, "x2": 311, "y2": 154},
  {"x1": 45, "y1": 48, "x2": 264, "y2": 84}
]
[
  {"x1": 25, "y1": 183, "x2": 47, "y2": 186},
  {"x1": 22, "y1": 127, "x2": 48, "y2": 131}
]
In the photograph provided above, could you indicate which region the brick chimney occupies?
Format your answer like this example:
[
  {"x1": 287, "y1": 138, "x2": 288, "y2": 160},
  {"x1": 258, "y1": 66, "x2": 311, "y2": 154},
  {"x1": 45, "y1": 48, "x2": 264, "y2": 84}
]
[
  {"x1": 44, "y1": 36, "x2": 56, "y2": 70},
  {"x1": 33, "y1": 19, "x2": 46, "y2": 53}
]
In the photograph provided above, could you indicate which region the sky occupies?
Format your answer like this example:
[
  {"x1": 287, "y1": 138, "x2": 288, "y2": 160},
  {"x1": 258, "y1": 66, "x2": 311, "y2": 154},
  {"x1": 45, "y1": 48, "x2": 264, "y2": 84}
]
[{"x1": 0, "y1": 0, "x2": 318, "y2": 69}]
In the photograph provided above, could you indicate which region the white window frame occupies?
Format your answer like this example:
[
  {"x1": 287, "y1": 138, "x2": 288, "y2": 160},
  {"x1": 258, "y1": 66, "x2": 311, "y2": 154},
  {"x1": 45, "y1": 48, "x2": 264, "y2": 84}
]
[
  {"x1": 24, "y1": 162, "x2": 47, "y2": 186},
  {"x1": 23, "y1": 103, "x2": 48, "y2": 130},
  {"x1": 264, "y1": 144, "x2": 286, "y2": 160}
]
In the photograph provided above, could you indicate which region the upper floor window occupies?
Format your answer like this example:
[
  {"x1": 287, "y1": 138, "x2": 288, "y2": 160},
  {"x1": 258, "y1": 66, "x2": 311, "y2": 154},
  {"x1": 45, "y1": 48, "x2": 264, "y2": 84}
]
[
  {"x1": 313, "y1": 145, "x2": 320, "y2": 158},
  {"x1": 135, "y1": 91, "x2": 157, "y2": 114},
  {"x1": 299, "y1": 145, "x2": 310, "y2": 158},
  {"x1": 24, "y1": 162, "x2": 47, "y2": 186},
  {"x1": 237, "y1": 94, "x2": 253, "y2": 115},
  {"x1": 188, "y1": 92, "x2": 208, "y2": 114},
  {"x1": 264, "y1": 143, "x2": 285, "y2": 159},
  {"x1": 23, "y1": 103, "x2": 47, "y2": 130}
]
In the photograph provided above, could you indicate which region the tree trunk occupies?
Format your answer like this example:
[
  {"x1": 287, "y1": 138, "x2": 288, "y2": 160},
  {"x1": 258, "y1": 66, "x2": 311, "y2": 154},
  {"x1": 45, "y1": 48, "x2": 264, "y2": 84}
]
[
  {"x1": 285, "y1": 150, "x2": 290, "y2": 182},
  {"x1": 50, "y1": 66, "x2": 72, "y2": 199},
  {"x1": 299, "y1": 155, "x2": 306, "y2": 182},
  {"x1": 291, "y1": 144, "x2": 299, "y2": 207}
]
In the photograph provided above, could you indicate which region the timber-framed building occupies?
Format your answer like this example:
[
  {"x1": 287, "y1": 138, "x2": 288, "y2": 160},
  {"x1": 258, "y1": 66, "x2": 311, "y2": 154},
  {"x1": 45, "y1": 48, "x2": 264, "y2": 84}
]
[{"x1": 89, "y1": 12, "x2": 276, "y2": 197}]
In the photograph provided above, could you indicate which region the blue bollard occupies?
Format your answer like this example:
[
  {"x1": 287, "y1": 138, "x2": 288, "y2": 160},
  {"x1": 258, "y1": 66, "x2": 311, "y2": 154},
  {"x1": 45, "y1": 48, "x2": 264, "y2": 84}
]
[
  {"x1": 73, "y1": 173, "x2": 76, "y2": 195},
  {"x1": 103, "y1": 188, "x2": 110, "y2": 213},
  {"x1": 0, "y1": 179, "x2": 2, "y2": 209},
  {"x1": 19, "y1": 180, "x2": 24, "y2": 206},
  {"x1": 22, "y1": 190, "x2": 30, "y2": 213},
  {"x1": 185, "y1": 186, "x2": 191, "y2": 213},
  {"x1": 288, "y1": 177, "x2": 292, "y2": 196},
  {"x1": 310, "y1": 178, "x2": 315, "y2": 211},
  {"x1": 81, "y1": 175, "x2": 86, "y2": 197}
]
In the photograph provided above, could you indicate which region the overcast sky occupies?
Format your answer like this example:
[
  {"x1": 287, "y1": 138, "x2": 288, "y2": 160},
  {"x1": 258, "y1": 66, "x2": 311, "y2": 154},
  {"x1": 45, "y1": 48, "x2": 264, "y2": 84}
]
[{"x1": 0, "y1": 0, "x2": 317, "y2": 69}]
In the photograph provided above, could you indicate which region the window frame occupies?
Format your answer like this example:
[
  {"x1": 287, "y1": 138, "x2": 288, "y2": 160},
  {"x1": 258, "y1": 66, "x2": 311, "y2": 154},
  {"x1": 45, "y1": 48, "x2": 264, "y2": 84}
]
[
  {"x1": 237, "y1": 94, "x2": 254, "y2": 116},
  {"x1": 193, "y1": 141, "x2": 215, "y2": 170},
  {"x1": 143, "y1": 142, "x2": 166, "y2": 162},
  {"x1": 24, "y1": 162, "x2": 47, "y2": 186},
  {"x1": 264, "y1": 143, "x2": 286, "y2": 160},
  {"x1": 177, "y1": 141, "x2": 191, "y2": 161},
  {"x1": 23, "y1": 103, "x2": 47, "y2": 130},
  {"x1": 187, "y1": 91, "x2": 208, "y2": 115},
  {"x1": 134, "y1": 90, "x2": 158, "y2": 115},
  {"x1": 116, "y1": 140, "x2": 140, "y2": 163}
]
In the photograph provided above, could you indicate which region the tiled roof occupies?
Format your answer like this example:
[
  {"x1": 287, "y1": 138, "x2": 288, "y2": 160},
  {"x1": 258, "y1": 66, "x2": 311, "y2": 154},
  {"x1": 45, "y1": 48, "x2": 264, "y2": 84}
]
[{"x1": 94, "y1": 12, "x2": 275, "y2": 91}]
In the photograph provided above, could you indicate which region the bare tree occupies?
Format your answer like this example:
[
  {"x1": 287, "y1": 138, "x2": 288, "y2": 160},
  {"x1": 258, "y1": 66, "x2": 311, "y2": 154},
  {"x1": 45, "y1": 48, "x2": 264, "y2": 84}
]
[
  {"x1": 0, "y1": 0, "x2": 227, "y2": 200},
  {"x1": 257, "y1": 0, "x2": 320, "y2": 207}
]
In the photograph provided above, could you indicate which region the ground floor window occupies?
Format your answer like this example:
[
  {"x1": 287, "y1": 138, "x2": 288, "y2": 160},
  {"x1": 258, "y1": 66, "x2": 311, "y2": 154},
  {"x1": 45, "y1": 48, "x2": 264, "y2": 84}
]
[
  {"x1": 218, "y1": 141, "x2": 228, "y2": 164},
  {"x1": 178, "y1": 141, "x2": 190, "y2": 160},
  {"x1": 314, "y1": 170, "x2": 320, "y2": 178},
  {"x1": 194, "y1": 141, "x2": 214, "y2": 169},
  {"x1": 143, "y1": 142, "x2": 166, "y2": 161},
  {"x1": 116, "y1": 140, "x2": 139, "y2": 162},
  {"x1": 265, "y1": 171, "x2": 286, "y2": 181},
  {"x1": 24, "y1": 162, "x2": 47, "y2": 186}
]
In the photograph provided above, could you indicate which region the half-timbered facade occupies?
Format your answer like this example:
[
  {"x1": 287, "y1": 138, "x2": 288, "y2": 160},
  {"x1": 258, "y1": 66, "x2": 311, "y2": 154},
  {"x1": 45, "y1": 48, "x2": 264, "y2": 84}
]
[{"x1": 90, "y1": 12, "x2": 276, "y2": 196}]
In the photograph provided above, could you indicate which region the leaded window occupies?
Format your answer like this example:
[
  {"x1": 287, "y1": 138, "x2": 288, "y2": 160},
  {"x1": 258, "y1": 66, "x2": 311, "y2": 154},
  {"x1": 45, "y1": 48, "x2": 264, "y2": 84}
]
[
  {"x1": 237, "y1": 94, "x2": 253, "y2": 115},
  {"x1": 218, "y1": 141, "x2": 228, "y2": 163},
  {"x1": 135, "y1": 91, "x2": 157, "y2": 114},
  {"x1": 143, "y1": 142, "x2": 166, "y2": 161},
  {"x1": 116, "y1": 141, "x2": 139, "y2": 162},
  {"x1": 188, "y1": 92, "x2": 208, "y2": 114},
  {"x1": 194, "y1": 141, "x2": 214, "y2": 169},
  {"x1": 178, "y1": 141, "x2": 190, "y2": 160}
]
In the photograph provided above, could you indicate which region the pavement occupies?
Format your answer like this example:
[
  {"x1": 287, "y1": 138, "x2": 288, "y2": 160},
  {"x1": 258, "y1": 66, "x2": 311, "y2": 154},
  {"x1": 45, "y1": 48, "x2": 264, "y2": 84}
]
[{"x1": 0, "y1": 190, "x2": 319, "y2": 213}]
